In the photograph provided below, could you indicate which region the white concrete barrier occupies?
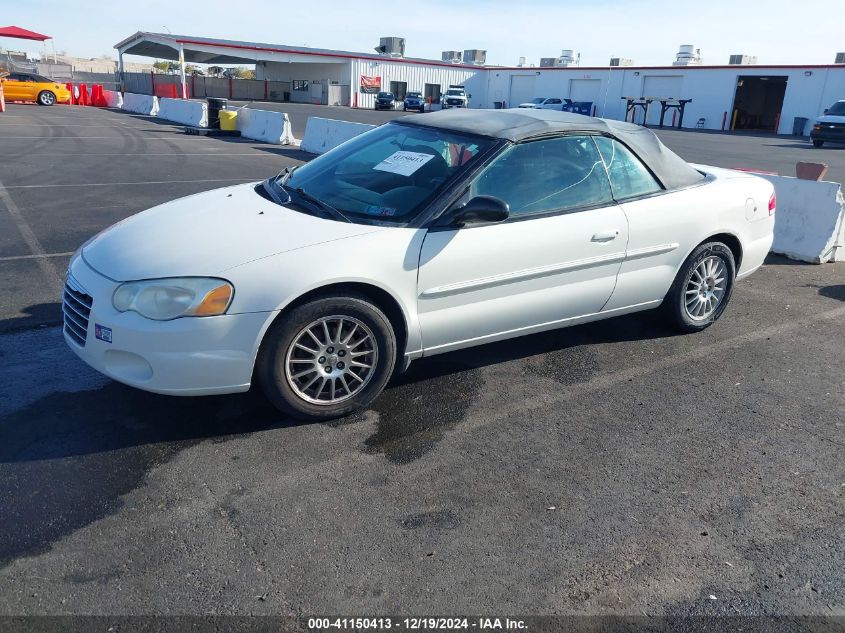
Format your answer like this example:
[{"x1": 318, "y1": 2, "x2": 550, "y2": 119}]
[
  {"x1": 103, "y1": 90, "x2": 123, "y2": 109},
  {"x1": 300, "y1": 117, "x2": 375, "y2": 154},
  {"x1": 122, "y1": 92, "x2": 159, "y2": 116},
  {"x1": 236, "y1": 108, "x2": 296, "y2": 145},
  {"x1": 156, "y1": 97, "x2": 208, "y2": 128},
  {"x1": 759, "y1": 174, "x2": 845, "y2": 263}
]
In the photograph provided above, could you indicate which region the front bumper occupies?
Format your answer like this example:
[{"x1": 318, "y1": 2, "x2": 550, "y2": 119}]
[
  {"x1": 63, "y1": 255, "x2": 273, "y2": 396},
  {"x1": 811, "y1": 126, "x2": 845, "y2": 143}
]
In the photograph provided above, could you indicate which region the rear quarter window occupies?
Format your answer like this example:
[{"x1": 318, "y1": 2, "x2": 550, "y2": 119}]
[{"x1": 594, "y1": 136, "x2": 662, "y2": 200}]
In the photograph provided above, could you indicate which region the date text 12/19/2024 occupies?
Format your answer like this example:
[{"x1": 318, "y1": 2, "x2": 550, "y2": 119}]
[{"x1": 308, "y1": 618, "x2": 527, "y2": 630}]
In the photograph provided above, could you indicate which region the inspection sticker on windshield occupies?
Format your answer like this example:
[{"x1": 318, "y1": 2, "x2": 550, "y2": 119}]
[
  {"x1": 373, "y1": 151, "x2": 435, "y2": 177},
  {"x1": 94, "y1": 323, "x2": 112, "y2": 343}
]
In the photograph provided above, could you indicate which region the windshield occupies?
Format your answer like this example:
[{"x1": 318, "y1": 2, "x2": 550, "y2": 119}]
[
  {"x1": 530, "y1": 98, "x2": 545, "y2": 104},
  {"x1": 827, "y1": 101, "x2": 845, "y2": 116},
  {"x1": 377, "y1": 92, "x2": 393, "y2": 99},
  {"x1": 266, "y1": 123, "x2": 495, "y2": 225},
  {"x1": 407, "y1": 92, "x2": 422, "y2": 98},
  {"x1": 446, "y1": 89, "x2": 464, "y2": 96}
]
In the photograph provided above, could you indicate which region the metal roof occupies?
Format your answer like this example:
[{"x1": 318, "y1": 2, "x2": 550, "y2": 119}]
[
  {"x1": 397, "y1": 108, "x2": 705, "y2": 190},
  {"x1": 115, "y1": 31, "x2": 485, "y2": 69}
]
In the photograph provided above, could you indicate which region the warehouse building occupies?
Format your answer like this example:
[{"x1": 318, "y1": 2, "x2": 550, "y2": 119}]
[{"x1": 116, "y1": 32, "x2": 845, "y2": 135}]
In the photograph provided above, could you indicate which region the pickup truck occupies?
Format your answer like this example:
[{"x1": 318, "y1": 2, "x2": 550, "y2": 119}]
[{"x1": 441, "y1": 86, "x2": 469, "y2": 109}]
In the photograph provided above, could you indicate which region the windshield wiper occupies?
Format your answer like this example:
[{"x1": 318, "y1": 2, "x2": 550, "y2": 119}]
[
  {"x1": 276, "y1": 165, "x2": 298, "y2": 184},
  {"x1": 262, "y1": 178, "x2": 291, "y2": 205},
  {"x1": 292, "y1": 187, "x2": 352, "y2": 223}
]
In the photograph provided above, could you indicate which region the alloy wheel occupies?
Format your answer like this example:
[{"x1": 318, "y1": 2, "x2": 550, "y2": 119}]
[
  {"x1": 284, "y1": 315, "x2": 378, "y2": 405},
  {"x1": 684, "y1": 255, "x2": 727, "y2": 320}
]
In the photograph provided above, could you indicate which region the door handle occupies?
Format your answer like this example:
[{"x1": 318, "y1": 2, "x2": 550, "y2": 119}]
[{"x1": 591, "y1": 230, "x2": 619, "y2": 243}]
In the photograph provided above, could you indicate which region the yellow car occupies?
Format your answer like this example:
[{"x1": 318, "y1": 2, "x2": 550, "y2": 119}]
[{"x1": 2, "y1": 72, "x2": 71, "y2": 105}]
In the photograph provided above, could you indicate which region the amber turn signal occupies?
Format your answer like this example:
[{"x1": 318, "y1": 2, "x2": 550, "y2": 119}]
[{"x1": 194, "y1": 284, "x2": 233, "y2": 316}]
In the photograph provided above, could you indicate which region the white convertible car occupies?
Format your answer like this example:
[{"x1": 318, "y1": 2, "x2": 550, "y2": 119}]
[{"x1": 64, "y1": 109, "x2": 775, "y2": 419}]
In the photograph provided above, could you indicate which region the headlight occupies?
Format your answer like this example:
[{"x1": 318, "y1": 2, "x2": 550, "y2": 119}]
[{"x1": 112, "y1": 277, "x2": 233, "y2": 320}]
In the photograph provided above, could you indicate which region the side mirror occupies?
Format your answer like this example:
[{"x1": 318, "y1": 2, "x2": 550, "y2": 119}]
[
  {"x1": 451, "y1": 195, "x2": 509, "y2": 227},
  {"x1": 823, "y1": 109, "x2": 829, "y2": 115}
]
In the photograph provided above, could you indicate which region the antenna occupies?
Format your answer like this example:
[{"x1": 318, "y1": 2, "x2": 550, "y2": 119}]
[{"x1": 601, "y1": 55, "x2": 612, "y2": 117}]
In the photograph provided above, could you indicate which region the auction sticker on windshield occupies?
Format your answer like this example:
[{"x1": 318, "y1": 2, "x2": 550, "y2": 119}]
[{"x1": 373, "y1": 151, "x2": 435, "y2": 177}]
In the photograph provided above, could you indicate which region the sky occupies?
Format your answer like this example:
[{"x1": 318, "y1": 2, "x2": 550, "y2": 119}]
[{"x1": 3, "y1": 0, "x2": 842, "y2": 67}]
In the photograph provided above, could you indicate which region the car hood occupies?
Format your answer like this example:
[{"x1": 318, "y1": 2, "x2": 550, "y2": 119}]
[
  {"x1": 816, "y1": 114, "x2": 845, "y2": 124},
  {"x1": 82, "y1": 182, "x2": 382, "y2": 281}
]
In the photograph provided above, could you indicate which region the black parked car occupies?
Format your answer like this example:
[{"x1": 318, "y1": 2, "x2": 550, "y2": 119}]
[{"x1": 374, "y1": 92, "x2": 395, "y2": 110}]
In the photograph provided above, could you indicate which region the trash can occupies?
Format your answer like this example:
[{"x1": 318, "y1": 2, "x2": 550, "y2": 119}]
[
  {"x1": 219, "y1": 110, "x2": 238, "y2": 131},
  {"x1": 207, "y1": 97, "x2": 228, "y2": 129},
  {"x1": 493, "y1": 101, "x2": 503, "y2": 109},
  {"x1": 792, "y1": 116, "x2": 809, "y2": 136}
]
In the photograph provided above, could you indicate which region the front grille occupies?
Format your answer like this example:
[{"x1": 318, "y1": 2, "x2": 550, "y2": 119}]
[
  {"x1": 446, "y1": 99, "x2": 462, "y2": 105},
  {"x1": 63, "y1": 274, "x2": 93, "y2": 347}
]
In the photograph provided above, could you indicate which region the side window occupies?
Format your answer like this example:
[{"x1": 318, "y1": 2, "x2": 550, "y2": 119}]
[
  {"x1": 594, "y1": 136, "x2": 662, "y2": 199},
  {"x1": 472, "y1": 135, "x2": 613, "y2": 217}
]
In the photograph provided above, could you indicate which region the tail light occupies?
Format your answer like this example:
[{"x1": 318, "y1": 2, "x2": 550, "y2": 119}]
[{"x1": 768, "y1": 191, "x2": 776, "y2": 215}]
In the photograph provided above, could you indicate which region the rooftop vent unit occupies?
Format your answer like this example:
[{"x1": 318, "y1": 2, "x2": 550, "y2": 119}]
[
  {"x1": 836, "y1": 52, "x2": 845, "y2": 64},
  {"x1": 609, "y1": 57, "x2": 633, "y2": 67},
  {"x1": 673, "y1": 44, "x2": 701, "y2": 66},
  {"x1": 442, "y1": 50, "x2": 462, "y2": 63},
  {"x1": 540, "y1": 57, "x2": 557, "y2": 67},
  {"x1": 729, "y1": 54, "x2": 757, "y2": 65},
  {"x1": 517, "y1": 56, "x2": 526, "y2": 67},
  {"x1": 463, "y1": 49, "x2": 487, "y2": 65},
  {"x1": 375, "y1": 37, "x2": 405, "y2": 57},
  {"x1": 557, "y1": 49, "x2": 578, "y2": 66}
]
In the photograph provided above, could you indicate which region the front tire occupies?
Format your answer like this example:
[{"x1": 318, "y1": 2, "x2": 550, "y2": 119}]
[
  {"x1": 663, "y1": 242, "x2": 736, "y2": 333},
  {"x1": 812, "y1": 139, "x2": 824, "y2": 148},
  {"x1": 37, "y1": 90, "x2": 56, "y2": 106},
  {"x1": 257, "y1": 294, "x2": 397, "y2": 420}
]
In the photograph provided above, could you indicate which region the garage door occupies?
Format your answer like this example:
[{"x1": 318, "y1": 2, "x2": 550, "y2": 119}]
[
  {"x1": 509, "y1": 75, "x2": 536, "y2": 108},
  {"x1": 641, "y1": 75, "x2": 683, "y2": 125},
  {"x1": 642, "y1": 75, "x2": 683, "y2": 99},
  {"x1": 569, "y1": 79, "x2": 601, "y2": 103}
]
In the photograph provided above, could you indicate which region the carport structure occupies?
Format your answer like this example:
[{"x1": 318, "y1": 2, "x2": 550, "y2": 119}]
[
  {"x1": 116, "y1": 32, "x2": 281, "y2": 99},
  {"x1": 115, "y1": 32, "x2": 483, "y2": 108}
]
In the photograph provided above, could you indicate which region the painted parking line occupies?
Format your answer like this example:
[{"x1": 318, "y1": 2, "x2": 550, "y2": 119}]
[
  {"x1": 0, "y1": 178, "x2": 63, "y2": 291},
  {"x1": 0, "y1": 124, "x2": 139, "y2": 127},
  {"x1": 0, "y1": 252, "x2": 74, "y2": 262},
  {"x1": 0, "y1": 136, "x2": 204, "y2": 140},
  {"x1": 2, "y1": 178, "x2": 257, "y2": 189}
]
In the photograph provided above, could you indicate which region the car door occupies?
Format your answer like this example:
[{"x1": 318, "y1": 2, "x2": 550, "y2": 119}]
[
  {"x1": 417, "y1": 134, "x2": 629, "y2": 354},
  {"x1": 3, "y1": 74, "x2": 25, "y2": 100},
  {"x1": 543, "y1": 98, "x2": 563, "y2": 110},
  {"x1": 20, "y1": 74, "x2": 38, "y2": 101},
  {"x1": 593, "y1": 136, "x2": 701, "y2": 310}
]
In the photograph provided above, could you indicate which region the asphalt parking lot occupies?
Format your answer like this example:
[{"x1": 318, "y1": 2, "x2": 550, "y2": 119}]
[{"x1": 1, "y1": 103, "x2": 843, "y2": 619}]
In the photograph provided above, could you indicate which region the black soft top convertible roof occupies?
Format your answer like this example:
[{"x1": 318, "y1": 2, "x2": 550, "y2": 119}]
[{"x1": 397, "y1": 108, "x2": 704, "y2": 190}]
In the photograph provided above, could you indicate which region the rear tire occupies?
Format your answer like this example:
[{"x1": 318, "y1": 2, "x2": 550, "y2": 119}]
[
  {"x1": 662, "y1": 242, "x2": 736, "y2": 333},
  {"x1": 812, "y1": 139, "x2": 824, "y2": 148},
  {"x1": 37, "y1": 90, "x2": 56, "y2": 106},
  {"x1": 257, "y1": 294, "x2": 397, "y2": 420}
]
